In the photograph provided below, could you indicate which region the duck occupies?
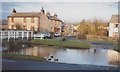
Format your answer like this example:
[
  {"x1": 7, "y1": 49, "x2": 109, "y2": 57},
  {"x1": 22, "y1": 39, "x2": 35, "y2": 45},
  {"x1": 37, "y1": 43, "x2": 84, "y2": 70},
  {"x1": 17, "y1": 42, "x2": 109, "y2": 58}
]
[
  {"x1": 50, "y1": 56, "x2": 54, "y2": 58},
  {"x1": 48, "y1": 58, "x2": 51, "y2": 61},
  {"x1": 47, "y1": 55, "x2": 54, "y2": 61},
  {"x1": 54, "y1": 58, "x2": 58, "y2": 61}
]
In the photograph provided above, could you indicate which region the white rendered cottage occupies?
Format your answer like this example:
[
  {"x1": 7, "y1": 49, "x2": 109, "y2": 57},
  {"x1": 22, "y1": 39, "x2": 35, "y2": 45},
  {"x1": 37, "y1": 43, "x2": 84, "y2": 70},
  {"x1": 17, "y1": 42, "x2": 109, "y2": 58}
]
[{"x1": 109, "y1": 15, "x2": 119, "y2": 39}]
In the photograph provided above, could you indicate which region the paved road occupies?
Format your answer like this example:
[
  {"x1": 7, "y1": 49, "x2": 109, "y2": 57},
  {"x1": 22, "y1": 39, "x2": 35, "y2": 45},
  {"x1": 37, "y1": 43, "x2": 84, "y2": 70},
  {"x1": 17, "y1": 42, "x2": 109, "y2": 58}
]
[{"x1": 2, "y1": 59, "x2": 119, "y2": 70}]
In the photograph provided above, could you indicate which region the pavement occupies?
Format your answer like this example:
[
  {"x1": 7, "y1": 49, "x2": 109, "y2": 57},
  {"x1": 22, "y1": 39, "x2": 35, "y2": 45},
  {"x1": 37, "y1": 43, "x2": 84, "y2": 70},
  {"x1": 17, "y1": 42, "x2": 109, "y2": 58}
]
[{"x1": 2, "y1": 59, "x2": 119, "y2": 70}]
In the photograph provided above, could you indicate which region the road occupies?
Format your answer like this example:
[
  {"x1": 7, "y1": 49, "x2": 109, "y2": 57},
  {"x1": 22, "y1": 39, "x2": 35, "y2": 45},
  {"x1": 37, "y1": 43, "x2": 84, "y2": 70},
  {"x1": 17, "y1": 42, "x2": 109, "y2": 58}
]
[{"x1": 2, "y1": 59, "x2": 119, "y2": 70}]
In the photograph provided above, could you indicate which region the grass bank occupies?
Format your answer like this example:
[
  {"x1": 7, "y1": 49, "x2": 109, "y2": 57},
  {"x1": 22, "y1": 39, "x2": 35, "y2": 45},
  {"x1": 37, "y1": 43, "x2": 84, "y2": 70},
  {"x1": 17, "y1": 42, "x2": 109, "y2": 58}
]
[
  {"x1": 2, "y1": 53, "x2": 46, "y2": 61},
  {"x1": 27, "y1": 39, "x2": 90, "y2": 49},
  {"x1": 87, "y1": 39, "x2": 115, "y2": 44},
  {"x1": 113, "y1": 40, "x2": 120, "y2": 53}
]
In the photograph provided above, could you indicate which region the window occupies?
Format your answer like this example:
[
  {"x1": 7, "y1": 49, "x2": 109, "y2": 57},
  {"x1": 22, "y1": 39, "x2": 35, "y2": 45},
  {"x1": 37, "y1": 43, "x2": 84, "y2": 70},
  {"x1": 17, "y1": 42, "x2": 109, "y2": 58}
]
[
  {"x1": 114, "y1": 24, "x2": 118, "y2": 28},
  {"x1": 113, "y1": 32, "x2": 118, "y2": 36}
]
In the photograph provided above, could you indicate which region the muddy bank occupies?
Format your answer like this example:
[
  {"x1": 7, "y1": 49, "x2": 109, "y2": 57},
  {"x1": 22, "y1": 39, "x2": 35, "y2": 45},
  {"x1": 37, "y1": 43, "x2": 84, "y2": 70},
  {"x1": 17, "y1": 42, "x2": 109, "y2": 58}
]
[{"x1": 107, "y1": 50, "x2": 120, "y2": 65}]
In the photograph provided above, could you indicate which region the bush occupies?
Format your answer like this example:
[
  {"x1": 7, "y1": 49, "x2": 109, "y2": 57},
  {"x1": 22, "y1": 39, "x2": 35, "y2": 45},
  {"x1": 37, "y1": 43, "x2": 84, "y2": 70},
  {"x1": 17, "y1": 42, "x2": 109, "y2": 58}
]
[
  {"x1": 86, "y1": 35, "x2": 118, "y2": 42},
  {"x1": 77, "y1": 33, "x2": 87, "y2": 39}
]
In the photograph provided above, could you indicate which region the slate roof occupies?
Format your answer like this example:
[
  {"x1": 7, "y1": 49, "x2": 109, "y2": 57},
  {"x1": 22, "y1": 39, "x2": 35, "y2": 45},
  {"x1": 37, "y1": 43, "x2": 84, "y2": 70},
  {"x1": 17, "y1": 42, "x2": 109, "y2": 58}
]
[
  {"x1": 47, "y1": 16, "x2": 62, "y2": 22},
  {"x1": 110, "y1": 15, "x2": 120, "y2": 23},
  {"x1": 8, "y1": 12, "x2": 41, "y2": 17},
  {"x1": 8, "y1": 12, "x2": 62, "y2": 22}
]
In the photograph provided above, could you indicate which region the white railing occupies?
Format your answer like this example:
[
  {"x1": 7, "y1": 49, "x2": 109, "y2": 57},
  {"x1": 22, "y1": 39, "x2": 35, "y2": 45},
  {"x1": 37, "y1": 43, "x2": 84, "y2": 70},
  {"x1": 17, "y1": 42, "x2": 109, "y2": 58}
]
[{"x1": 0, "y1": 30, "x2": 33, "y2": 41}]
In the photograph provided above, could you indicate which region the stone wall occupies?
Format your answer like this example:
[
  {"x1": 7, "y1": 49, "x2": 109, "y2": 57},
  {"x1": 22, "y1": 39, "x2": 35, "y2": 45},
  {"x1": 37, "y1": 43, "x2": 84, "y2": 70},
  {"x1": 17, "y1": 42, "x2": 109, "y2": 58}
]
[
  {"x1": 107, "y1": 50, "x2": 120, "y2": 65},
  {"x1": 86, "y1": 35, "x2": 118, "y2": 42}
]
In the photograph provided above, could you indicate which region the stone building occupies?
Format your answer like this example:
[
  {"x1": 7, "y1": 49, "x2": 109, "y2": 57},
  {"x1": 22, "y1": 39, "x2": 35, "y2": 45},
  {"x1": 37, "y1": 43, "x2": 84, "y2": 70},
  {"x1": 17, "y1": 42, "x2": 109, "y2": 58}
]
[
  {"x1": 109, "y1": 15, "x2": 119, "y2": 39},
  {"x1": 63, "y1": 23, "x2": 78, "y2": 36},
  {"x1": 0, "y1": 20, "x2": 8, "y2": 30},
  {"x1": 7, "y1": 7, "x2": 63, "y2": 33}
]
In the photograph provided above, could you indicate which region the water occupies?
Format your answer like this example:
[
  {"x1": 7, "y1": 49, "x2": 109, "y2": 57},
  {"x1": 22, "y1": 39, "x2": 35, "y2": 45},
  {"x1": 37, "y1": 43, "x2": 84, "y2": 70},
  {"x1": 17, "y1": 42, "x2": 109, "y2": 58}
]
[{"x1": 1, "y1": 42, "x2": 117, "y2": 66}]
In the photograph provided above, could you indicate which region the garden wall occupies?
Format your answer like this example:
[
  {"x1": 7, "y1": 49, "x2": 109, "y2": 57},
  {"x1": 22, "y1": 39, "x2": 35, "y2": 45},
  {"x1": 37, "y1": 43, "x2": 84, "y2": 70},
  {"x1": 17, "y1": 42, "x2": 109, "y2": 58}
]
[{"x1": 86, "y1": 35, "x2": 118, "y2": 42}]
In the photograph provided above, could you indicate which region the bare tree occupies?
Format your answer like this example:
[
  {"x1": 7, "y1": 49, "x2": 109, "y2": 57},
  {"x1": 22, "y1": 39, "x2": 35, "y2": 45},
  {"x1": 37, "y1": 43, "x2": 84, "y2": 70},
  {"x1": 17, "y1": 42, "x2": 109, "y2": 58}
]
[
  {"x1": 15, "y1": 23, "x2": 23, "y2": 30},
  {"x1": 77, "y1": 18, "x2": 108, "y2": 39}
]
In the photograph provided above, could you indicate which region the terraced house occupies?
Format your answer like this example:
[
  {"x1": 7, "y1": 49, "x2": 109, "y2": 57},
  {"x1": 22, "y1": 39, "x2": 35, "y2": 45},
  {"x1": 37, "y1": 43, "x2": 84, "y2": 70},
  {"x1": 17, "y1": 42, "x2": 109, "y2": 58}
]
[
  {"x1": 109, "y1": 15, "x2": 120, "y2": 39},
  {"x1": 8, "y1": 7, "x2": 63, "y2": 33}
]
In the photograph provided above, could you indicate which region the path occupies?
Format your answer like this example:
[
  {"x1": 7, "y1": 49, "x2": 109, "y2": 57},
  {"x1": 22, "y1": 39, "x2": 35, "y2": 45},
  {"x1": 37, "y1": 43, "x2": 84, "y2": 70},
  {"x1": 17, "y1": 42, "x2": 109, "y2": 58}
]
[{"x1": 2, "y1": 59, "x2": 119, "y2": 70}]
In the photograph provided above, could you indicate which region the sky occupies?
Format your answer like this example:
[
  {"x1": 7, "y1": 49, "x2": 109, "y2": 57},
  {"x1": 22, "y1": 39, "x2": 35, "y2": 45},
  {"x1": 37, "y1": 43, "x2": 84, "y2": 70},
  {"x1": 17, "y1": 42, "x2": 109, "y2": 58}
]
[
  {"x1": 1, "y1": 1, "x2": 119, "y2": 23},
  {"x1": 1, "y1": 0, "x2": 120, "y2": 2}
]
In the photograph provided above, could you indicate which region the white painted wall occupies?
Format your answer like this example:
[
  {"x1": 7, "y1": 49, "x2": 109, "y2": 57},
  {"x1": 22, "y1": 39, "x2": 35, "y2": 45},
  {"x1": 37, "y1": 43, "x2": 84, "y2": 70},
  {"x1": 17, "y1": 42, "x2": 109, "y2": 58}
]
[{"x1": 109, "y1": 23, "x2": 119, "y2": 37}]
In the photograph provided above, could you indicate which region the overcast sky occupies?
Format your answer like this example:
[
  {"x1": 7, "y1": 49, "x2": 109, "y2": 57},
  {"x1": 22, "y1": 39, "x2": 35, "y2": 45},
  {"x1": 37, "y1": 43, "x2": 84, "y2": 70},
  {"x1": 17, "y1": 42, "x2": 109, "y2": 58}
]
[{"x1": 1, "y1": 0, "x2": 118, "y2": 23}]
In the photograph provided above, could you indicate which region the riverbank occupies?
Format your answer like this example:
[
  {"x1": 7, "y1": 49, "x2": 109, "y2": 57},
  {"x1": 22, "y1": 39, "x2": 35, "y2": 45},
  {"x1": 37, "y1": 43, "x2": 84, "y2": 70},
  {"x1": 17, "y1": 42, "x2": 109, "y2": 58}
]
[
  {"x1": 2, "y1": 53, "x2": 46, "y2": 61},
  {"x1": 26, "y1": 39, "x2": 90, "y2": 49},
  {"x1": 2, "y1": 58, "x2": 119, "y2": 70},
  {"x1": 113, "y1": 40, "x2": 120, "y2": 53},
  {"x1": 2, "y1": 39, "x2": 116, "y2": 49}
]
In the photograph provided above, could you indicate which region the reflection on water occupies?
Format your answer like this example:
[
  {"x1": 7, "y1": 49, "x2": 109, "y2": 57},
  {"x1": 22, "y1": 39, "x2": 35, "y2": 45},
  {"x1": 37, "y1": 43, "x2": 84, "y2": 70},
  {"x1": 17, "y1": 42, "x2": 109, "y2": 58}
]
[
  {"x1": 19, "y1": 46, "x2": 59, "y2": 57},
  {"x1": 2, "y1": 42, "x2": 117, "y2": 66}
]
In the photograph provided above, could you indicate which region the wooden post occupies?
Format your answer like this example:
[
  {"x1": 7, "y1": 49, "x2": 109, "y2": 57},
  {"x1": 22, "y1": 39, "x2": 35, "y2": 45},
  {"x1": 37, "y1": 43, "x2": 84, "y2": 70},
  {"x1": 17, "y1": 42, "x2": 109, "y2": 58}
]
[
  {"x1": 14, "y1": 31, "x2": 15, "y2": 41},
  {"x1": 27, "y1": 31, "x2": 28, "y2": 40},
  {"x1": 1, "y1": 31, "x2": 2, "y2": 42},
  {"x1": 16, "y1": 31, "x2": 18, "y2": 39},
  {"x1": 8, "y1": 31, "x2": 9, "y2": 41},
  {"x1": 22, "y1": 31, "x2": 23, "y2": 40},
  {"x1": 31, "y1": 31, "x2": 33, "y2": 39}
]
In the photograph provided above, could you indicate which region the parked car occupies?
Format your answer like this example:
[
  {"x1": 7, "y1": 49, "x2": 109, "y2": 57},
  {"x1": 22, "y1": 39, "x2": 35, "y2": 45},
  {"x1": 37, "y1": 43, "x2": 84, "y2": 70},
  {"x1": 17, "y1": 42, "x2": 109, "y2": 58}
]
[
  {"x1": 44, "y1": 32, "x2": 51, "y2": 38},
  {"x1": 54, "y1": 33, "x2": 61, "y2": 37},
  {"x1": 34, "y1": 32, "x2": 52, "y2": 39},
  {"x1": 34, "y1": 33, "x2": 45, "y2": 39}
]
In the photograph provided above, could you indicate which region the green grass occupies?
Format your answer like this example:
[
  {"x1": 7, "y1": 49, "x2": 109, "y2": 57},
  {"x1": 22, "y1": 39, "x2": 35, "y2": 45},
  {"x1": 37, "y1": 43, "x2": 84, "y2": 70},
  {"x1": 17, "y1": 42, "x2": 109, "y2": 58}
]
[
  {"x1": 87, "y1": 39, "x2": 115, "y2": 44},
  {"x1": 2, "y1": 53, "x2": 46, "y2": 61},
  {"x1": 27, "y1": 39, "x2": 90, "y2": 49}
]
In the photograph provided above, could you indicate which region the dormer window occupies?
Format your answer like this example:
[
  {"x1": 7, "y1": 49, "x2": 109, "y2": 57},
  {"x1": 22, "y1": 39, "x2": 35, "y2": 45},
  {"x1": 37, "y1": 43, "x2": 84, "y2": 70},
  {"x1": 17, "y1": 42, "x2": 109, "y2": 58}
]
[
  {"x1": 114, "y1": 24, "x2": 118, "y2": 28},
  {"x1": 54, "y1": 13, "x2": 57, "y2": 17}
]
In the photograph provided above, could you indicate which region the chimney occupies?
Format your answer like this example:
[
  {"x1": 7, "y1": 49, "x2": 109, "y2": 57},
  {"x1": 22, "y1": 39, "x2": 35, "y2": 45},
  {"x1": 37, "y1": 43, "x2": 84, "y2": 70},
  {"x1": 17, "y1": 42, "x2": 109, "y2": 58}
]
[
  {"x1": 54, "y1": 13, "x2": 57, "y2": 17},
  {"x1": 12, "y1": 8, "x2": 17, "y2": 13},
  {"x1": 41, "y1": 7, "x2": 45, "y2": 14}
]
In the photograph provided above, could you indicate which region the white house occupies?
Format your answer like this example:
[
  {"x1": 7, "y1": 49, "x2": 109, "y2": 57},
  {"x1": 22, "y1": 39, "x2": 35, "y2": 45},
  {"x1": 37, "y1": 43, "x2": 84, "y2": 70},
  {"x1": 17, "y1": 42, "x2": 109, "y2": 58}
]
[{"x1": 109, "y1": 15, "x2": 119, "y2": 39}]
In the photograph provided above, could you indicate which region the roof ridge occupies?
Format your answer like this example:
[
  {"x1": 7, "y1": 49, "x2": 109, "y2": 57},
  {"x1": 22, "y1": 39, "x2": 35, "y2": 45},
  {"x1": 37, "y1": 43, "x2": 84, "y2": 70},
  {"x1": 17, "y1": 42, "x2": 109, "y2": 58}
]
[
  {"x1": 14, "y1": 12, "x2": 41, "y2": 13},
  {"x1": 110, "y1": 14, "x2": 119, "y2": 23}
]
